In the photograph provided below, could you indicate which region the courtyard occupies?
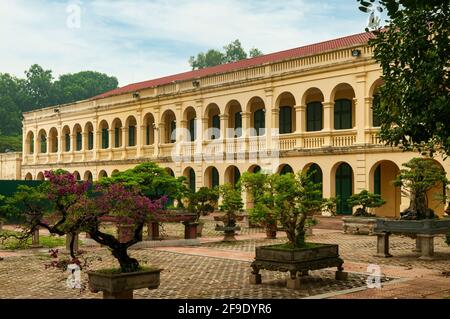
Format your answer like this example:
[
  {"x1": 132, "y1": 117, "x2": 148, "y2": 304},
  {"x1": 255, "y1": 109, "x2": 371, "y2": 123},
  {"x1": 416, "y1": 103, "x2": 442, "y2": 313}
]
[{"x1": 1, "y1": 218, "x2": 449, "y2": 299}]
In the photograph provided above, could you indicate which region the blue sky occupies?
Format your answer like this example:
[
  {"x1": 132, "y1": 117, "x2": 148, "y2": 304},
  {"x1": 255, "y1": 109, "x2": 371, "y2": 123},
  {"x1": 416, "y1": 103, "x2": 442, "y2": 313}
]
[{"x1": 0, "y1": 0, "x2": 372, "y2": 86}]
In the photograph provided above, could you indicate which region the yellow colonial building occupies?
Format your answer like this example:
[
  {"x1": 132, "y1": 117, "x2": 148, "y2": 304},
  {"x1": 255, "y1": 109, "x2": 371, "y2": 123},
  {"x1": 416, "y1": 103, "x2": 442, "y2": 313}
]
[{"x1": 19, "y1": 32, "x2": 449, "y2": 217}]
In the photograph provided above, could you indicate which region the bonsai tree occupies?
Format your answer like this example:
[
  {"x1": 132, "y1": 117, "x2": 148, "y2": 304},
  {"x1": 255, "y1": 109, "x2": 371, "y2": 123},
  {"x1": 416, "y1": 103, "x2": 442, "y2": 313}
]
[
  {"x1": 272, "y1": 171, "x2": 324, "y2": 247},
  {"x1": 1, "y1": 170, "x2": 165, "y2": 273},
  {"x1": 187, "y1": 187, "x2": 219, "y2": 223},
  {"x1": 347, "y1": 190, "x2": 386, "y2": 217},
  {"x1": 322, "y1": 197, "x2": 339, "y2": 216},
  {"x1": 239, "y1": 172, "x2": 278, "y2": 236},
  {"x1": 218, "y1": 183, "x2": 244, "y2": 228},
  {"x1": 394, "y1": 158, "x2": 448, "y2": 220},
  {"x1": 99, "y1": 162, "x2": 186, "y2": 206}
]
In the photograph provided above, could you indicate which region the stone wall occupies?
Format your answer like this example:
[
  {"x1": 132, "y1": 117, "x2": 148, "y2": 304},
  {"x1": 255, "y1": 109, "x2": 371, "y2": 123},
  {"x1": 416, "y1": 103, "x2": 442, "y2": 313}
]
[{"x1": 0, "y1": 153, "x2": 22, "y2": 180}]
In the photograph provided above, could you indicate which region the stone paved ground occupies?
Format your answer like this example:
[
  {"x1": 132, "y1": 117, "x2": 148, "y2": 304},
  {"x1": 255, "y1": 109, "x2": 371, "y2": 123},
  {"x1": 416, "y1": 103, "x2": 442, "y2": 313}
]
[{"x1": 0, "y1": 222, "x2": 449, "y2": 299}]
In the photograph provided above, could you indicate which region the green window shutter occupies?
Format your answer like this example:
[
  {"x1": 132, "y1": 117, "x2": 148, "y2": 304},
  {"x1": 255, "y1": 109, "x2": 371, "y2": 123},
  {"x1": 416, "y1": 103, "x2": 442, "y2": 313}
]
[
  {"x1": 128, "y1": 126, "x2": 136, "y2": 146},
  {"x1": 233, "y1": 167, "x2": 241, "y2": 185},
  {"x1": 88, "y1": 132, "x2": 94, "y2": 150},
  {"x1": 307, "y1": 102, "x2": 323, "y2": 131},
  {"x1": 146, "y1": 125, "x2": 150, "y2": 145},
  {"x1": 114, "y1": 128, "x2": 120, "y2": 147},
  {"x1": 189, "y1": 169, "x2": 196, "y2": 192},
  {"x1": 212, "y1": 168, "x2": 219, "y2": 188},
  {"x1": 307, "y1": 163, "x2": 323, "y2": 198},
  {"x1": 234, "y1": 112, "x2": 242, "y2": 137},
  {"x1": 336, "y1": 163, "x2": 353, "y2": 214},
  {"x1": 280, "y1": 165, "x2": 294, "y2": 175},
  {"x1": 254, "y1": 109, "x2": 265, "y2": 136},
  {"x1": 212, "y1": 115, "x2": 220, "y2": 139},
  {"x1": 170, "y1": 120, "x2": 176, "y2": 143},
  {"x1": 189, "y1": 119, "x2": 196, "y2": 141},
  {"x1": 374, "y1": 165, "x2": 381, "y2": 195},
  {"x1": 372, "y1": 94, "x2": 381, "y2": 127},
  {"x1": 30, "y1": 139, "x2": 34, "y2": 154},
  {"x1": 40, "y1": 135, "x2": 47, "y2": 153},
  {"x1": 102, "y1": 129, "x2": 109, "y2": 149},
  {"x1": 279, "y1": 106, "x2": 292, "y2": 134},
  {"x1": 76, "y1": 132, "x2": 82, "y2": 151},
  {"x1": 334, "y1": 99, "x2": 352, "y2": 130},
  {"x1": 65, "y1": 134, "x2": 70, "y2": 152}
]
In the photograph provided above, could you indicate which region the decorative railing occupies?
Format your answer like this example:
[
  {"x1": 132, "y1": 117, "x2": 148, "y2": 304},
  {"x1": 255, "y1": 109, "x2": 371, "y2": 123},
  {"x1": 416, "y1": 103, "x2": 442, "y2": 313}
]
[
  {"x1": 159, "y1": 144, "x2": 175, "y2": 157},
  {"x1": 303, "y1": 136, "x2": 325, "y2": 149},
  {"x1": 332, "y1": 132, "x2": 357, "y2": 147},
  {"x1": 278, "y1": 135, "x2": 297, "y2": 151},
  {"x1": 249, "y1": 137, "x2": 266, "y2": 152}
]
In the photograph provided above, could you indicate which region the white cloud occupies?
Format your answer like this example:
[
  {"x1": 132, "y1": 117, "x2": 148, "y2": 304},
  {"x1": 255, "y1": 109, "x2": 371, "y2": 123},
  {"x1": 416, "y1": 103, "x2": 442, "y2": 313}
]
[{"x1": 0, "y1": 0, "x2": 368, "y2": 86}]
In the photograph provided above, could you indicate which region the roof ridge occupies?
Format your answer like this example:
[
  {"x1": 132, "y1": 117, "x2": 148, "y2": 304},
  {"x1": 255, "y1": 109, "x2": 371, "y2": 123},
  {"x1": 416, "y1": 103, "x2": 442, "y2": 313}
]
[{"x1": 93, "y1": 31, "x2": 373, "y2": 100}]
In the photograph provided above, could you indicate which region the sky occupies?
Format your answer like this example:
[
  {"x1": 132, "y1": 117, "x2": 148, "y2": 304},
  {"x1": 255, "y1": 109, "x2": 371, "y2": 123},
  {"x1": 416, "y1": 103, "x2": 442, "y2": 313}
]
[{"x1": 0, "y1": 0, "x2": 372, "y2": 87}]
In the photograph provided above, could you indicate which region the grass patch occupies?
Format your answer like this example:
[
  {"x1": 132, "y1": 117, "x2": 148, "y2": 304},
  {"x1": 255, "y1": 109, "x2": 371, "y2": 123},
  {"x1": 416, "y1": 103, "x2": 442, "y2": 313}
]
[
  {"x1": 264, "y1": 242, "x2": 327, "y2": 251},
  {"x1": 94, "y1": 265, "x2": 157, "y2": 275},
  {"x1": 0, "y1": 230, "x2": 69, "y2": 250}
]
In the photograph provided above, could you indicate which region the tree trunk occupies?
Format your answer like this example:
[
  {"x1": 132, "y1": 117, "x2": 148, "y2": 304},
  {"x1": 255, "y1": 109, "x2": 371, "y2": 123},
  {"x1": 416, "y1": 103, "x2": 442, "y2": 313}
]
[{"x1": 112, "y1": 247, "x2": 140, "y2": 273}]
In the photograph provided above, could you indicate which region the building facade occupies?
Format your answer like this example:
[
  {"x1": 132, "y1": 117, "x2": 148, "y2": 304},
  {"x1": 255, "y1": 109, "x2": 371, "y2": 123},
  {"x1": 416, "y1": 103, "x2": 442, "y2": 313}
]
[{"x1": 20, "y1": 32, "x2": 449, "y2": 217}]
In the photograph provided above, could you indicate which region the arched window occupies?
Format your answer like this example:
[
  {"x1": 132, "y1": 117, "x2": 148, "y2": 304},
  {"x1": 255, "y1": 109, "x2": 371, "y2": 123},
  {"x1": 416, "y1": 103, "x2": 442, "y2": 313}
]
[
  {"x1": 40, "y1": 134, "x2": 47, "y2": 153},
  {"x1": 211, "y1": 167, "x2": 219, "y2": 188},
  {"x1": 211, "y1": 115, "x2": 220, "y2": 139},
  {"x1": 279, "y1": 106, "x2": 293, "y2": 134},
  {"x1": 372, "y1": 94, "x2": 381, "y2": 127},
  {"x1": 170, "y1": 120, "x2": 176, "y2": 143},
  {"x1": 129, "y1": 125, "x2": 136, "y2": 146},
  {"x1": 307, "y1": 163, "x2": 323, "y2": 197},
  {"x1": 189, "y1": 169, "x2": 196, "y2": 192},
  {"x1": 234, "y1": 112, "x2": 242, "y2": 137},
  {"x1": 307, "y1": 102, "x2": 323, "y2": 132},
  {"x1": 102, "y1": 128, "x2": 109, "y2": 149},
  {"x1": 65, "y1": 133, "x2": 71, "y2": 152},
  {"x1": 336, "y1": 163, "x2": 353, "y2": 214},
  {"x1": 189, "y1": 118, "x2": 196, "y2": 142},
  {"x1": 254, "y1": 109, "x2": 265, "y2": 136},
  {"x1": 88, "y1": 131, "x2": 94, "y2": 150},
  {"x1": 280, "y1": 165, "x2": 294, "y2": 175},
  {"x1": 76, "y1": 131, "x2": 82, "y2": 151},
  {"x1": 334, "y1": 99, "x2": 352, "y2": 130},
  {"x1": 374, "y1": 164, "x2": 381, "y2": 195}
]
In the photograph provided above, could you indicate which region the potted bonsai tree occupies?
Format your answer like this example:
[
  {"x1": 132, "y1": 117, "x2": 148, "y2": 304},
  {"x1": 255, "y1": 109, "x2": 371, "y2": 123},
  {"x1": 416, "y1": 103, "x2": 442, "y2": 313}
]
[
  {"x1": 343, "y1": 190, "x2": 386, "y2": 235},
  {"x1": 249, "y1": 171, "x2": 347, "y2": 289},
  {"x1": 374, "y1": 158, "x2": 450, "y2": 259},
  {"x1": 239, "y1": 172, "x2": 278, "y2": 239},
  {"x1": 394, "y1": 157, "x2": 448, "y2": 220},
  {"x1": 1, "y1": 170, "x2": 165, "y2": 299},
  {"x1": 216, "y1": 183, "x2": 244, "y2": 242},
  {"x1": 99, "y1": 162, "x2": 188, "y2": 241},
  {"x1": 187, "y1": 187, "x2": 219, "y2": 237}
]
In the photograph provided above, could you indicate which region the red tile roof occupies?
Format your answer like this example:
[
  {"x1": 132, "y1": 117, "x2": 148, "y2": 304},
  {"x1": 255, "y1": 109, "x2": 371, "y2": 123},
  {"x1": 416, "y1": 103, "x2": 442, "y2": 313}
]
[{"x1": 93, "y1": 32, "x2": 374, "y2": 100}]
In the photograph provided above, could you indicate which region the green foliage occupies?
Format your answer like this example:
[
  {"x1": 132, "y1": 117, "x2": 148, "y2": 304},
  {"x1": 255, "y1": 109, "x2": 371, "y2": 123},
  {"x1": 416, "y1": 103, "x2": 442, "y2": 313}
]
[
  {"x1": 0, "y1": 230, "x2": 66, "y2": 250},
  {"x1": 0, "y1": 64, "x2": 118, "y2": 141},
  {"x1": 358, "y1": 0, "x2": 450, "y2": 156},
  {"x1": 272, "y1": 172, "x2": 324, "y2": 248},
  {"x1": 189, "y1": 39, "x2": 263, "y2": 70},
  {"x1": 187, "y1": 187, "x2": 219, "y2": 222},
  {"x1": 218, "y1": 184, "x2": 244, "y2": 228},
  {"x1": 322, "y1": 197, "x2": 338, "y2": 216},
  {"x1": 239, "y1": 172, "x2": 277, "y2": 227},
  {"x1": 0, "y1": 135, "x2": 22, "y2": 152},
  {"x1": 394, "y1": 158, "x2": 448, "y2": 219},
  {"x1": 347, "y1": 190, "x2": 386, "y2": 217},
  {"x1": 99, "y1": 162, "x2": 186, "y2": 203}
]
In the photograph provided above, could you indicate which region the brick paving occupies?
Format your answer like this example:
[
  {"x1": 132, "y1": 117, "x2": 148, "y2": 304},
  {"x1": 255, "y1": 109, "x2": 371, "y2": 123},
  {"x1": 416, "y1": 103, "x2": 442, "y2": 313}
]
[{"x1": 0, "y1": 223, "x2": 449, "y2": 299}]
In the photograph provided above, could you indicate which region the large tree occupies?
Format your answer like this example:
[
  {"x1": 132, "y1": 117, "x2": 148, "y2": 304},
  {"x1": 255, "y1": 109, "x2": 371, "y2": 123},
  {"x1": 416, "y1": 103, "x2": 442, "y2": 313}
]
[
  {"x1": 0, "y1": 65, "x2": 118, "y2": 151},
  {"x1": 358, "y1": 0, "x2": 450, "y2": 156},
  {"x1": 189, "y1": 39, "x2": 263, "y2": 70}
]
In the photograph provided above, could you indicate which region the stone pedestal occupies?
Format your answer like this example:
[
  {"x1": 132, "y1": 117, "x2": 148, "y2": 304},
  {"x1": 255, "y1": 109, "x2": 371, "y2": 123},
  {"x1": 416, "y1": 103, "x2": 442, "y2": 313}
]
[
  {"x1": 31, "y1": 228, "x2": 42, "y2": 248},
  {"x1": 66, "y1": 232, "x2": 79, "y2": 254},
  {"x1": 103, "y1": 290, "x2": 133, "y2": 299},
  {"x1": 249, "y1": 273, "x2": 262, "y2": 285},
  {"x1": 183, "y1": 222, "x2": 198, "y2": 240},
  {"x1": 412, "y1": 237, "x2": 421, "y2": 252},
  {"x1": 147, "y1": 222, "x2": 160, "y2": 240},
  {"x1": 375, "y1": 232, "x2": 392, "y2": 257},
  {"x1": 418, "y1": 234, "x2": 434, "y2": 260},
  {"x1": 286, "y1": 277, "x2": 301, "y2": 290}
]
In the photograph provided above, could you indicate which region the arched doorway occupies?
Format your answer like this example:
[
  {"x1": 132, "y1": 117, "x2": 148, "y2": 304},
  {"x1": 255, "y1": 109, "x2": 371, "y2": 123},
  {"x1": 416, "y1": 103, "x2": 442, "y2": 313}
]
[
  {"x1": 184, "y1": 167, "x2": 196, "y2": 192},
  {"x1": 279, "y1": 164, "x2": 294, "y2": 175},
  {"x1": 335, "y1": 163, "x2": 353, "y2": 215},
  {"x1": 369, "y1": 161, "x2": 401, "y2": 218},
  {"x1": 306, "y1": 163, "x2": 323, "y2": 197},
  {"x1": 204, "y1": 166, "x2": 220, "y2": 188},
  {"x1": 225, "y1": 166, "x2": 241, "y2": 186}
]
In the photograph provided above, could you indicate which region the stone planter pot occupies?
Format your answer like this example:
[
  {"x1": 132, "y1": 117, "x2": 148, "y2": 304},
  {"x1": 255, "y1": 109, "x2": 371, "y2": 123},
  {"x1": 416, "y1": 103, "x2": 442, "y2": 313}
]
[
  {"x1": 196, "y1": 222, "x2": 204, "y2": 237},
  {"x1": 342, "y1": 216, "x2": 378, "y2": 235},
  {"x1": 215, "y1": 225, "x2": 241, "y2": 242},
  {"x1": 265, "y1": 224, "x2": 277, "y2": 239},
  {"x1": 88, "y1": 268, "x2": 161, "y2": 299},
  {"x1": 250, "y1": 243, "x2": 346, "y2": 289}
]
